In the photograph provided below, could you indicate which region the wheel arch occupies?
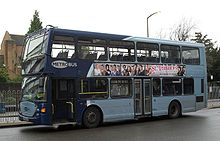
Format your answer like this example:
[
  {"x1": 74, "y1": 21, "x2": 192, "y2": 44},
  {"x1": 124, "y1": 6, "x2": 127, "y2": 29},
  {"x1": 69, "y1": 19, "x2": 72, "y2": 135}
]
[
  {"x1": 83, "y1": 104, "x2": 104, "y2": 125},
  {"x1": 168, "y1": 99, "x2": 182, "y2": 115}
]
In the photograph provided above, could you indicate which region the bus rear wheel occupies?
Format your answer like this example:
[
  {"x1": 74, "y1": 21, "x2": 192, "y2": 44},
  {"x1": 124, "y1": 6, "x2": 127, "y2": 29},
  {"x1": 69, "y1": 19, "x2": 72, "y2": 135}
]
[
  {"x1": 168, "y1": 101, "x2": 181, "y2": 119},
  {"x1": 83, "y1": 107, "x2": 101, "y2": 128}
]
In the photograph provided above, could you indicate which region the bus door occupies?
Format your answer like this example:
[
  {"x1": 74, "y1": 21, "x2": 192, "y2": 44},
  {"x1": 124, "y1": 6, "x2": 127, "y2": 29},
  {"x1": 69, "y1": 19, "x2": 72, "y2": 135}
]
[
  {"x1": 134, "y1": 79, "x2": 152, "y2": 116},
  {"x1": 52, "y1": 79, "x2": 76, "y2": 123}
]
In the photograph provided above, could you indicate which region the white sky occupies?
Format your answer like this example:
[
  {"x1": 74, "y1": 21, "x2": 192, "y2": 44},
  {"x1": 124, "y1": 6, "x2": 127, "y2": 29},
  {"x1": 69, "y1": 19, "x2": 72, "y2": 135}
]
[{"x1": 0, "y1": 0, "x2": 219, "y2": 45}]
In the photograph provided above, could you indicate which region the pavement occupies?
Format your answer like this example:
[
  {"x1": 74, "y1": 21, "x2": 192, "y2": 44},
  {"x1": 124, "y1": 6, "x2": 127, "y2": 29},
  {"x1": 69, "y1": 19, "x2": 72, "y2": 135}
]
[
  {"x1": 0, "y1": 121, "x2": 32, "y2": 128},
  {"x1": 0, "y1": 100, "x2": 220, "y2": 128},
  {"x1": 207, "y1": 99, "x2": 220, "y2": 109},
  {"x1": 0, "y1": 115, "x2": 32, "y2": 128}
]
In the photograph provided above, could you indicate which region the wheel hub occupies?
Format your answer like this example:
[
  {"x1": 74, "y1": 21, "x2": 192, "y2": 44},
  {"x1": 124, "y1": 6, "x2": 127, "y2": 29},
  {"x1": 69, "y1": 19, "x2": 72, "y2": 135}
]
[{"x1": 87, "y1": 112, "x2": 96, "y2": 123}]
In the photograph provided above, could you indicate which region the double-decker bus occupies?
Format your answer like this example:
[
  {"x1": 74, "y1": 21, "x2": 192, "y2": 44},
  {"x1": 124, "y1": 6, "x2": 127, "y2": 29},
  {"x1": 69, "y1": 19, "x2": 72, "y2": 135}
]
[{"x1": 19, "y1": 26, "x2": 207, "y2": 128}]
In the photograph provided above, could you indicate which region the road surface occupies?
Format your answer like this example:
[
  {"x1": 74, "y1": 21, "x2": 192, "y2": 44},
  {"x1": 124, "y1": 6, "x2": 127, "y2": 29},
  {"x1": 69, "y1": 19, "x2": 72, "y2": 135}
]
[{"x1": 0, "y1": 108, "x2": 220, "y2": 141}]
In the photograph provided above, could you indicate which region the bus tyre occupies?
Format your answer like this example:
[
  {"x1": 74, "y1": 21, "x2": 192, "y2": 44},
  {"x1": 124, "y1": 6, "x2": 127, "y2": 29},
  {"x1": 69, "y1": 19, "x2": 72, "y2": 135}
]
[
  {"x1": 168, "y1": 101, "x2": 181, "y2": 119},
  {"x1": 83, "y1": 107, "x2": 101, "y2": 128}
]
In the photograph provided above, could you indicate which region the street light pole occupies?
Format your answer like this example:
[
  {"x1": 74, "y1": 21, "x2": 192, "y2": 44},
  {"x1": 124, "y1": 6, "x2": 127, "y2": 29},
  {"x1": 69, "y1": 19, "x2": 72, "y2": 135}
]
[{"x1": 147, "y1": 11, "x2": 160, "y2": 37}]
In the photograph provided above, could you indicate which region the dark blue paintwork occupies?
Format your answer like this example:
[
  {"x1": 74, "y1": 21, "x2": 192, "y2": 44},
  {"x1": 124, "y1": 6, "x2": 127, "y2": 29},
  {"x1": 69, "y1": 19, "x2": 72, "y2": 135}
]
[
  {"x1": 52, "y1": 28, "x2": 130, "y2": 41},
  {"x1": 44, "y1": 28, "x2": 130, "y2": 77},
  {"x1": 19, "y1": 102, "x2": 51, "y2": 125},
  {"x1": 20, "y1": 27, "x2": 131, "y2": 126},
  {"x1": 47, "y1": 28, "x2": 130, "y2": 125},
  {"x1": 45, "y1": 59, "x2": 93, "y2": 77}
]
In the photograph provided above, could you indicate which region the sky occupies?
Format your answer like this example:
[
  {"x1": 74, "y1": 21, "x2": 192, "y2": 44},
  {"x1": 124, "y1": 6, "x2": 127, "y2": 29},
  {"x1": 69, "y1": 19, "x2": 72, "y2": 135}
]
[{"x1": 0, "y1": 0, "x2": 219, "y2": 45}]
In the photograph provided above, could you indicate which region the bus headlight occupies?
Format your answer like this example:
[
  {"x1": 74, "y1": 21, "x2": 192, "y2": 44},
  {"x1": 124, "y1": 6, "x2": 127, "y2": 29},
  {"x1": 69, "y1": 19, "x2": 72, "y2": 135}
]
[{"x1": 41, "y1": 107, "x2": 46, "y2": 113}]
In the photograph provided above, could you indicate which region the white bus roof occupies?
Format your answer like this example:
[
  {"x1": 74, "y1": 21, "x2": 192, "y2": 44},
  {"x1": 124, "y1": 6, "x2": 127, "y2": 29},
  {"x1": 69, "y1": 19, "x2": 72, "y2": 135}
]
[{"x1": 125, "y1": 36, "x2": 205, "y2": 48}]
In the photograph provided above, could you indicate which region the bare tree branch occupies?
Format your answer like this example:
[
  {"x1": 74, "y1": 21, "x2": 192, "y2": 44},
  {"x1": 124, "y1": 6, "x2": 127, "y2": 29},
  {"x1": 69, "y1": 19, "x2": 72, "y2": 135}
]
[{"x1": 169, "y1": 18, "x2": 196, "y2": 41}]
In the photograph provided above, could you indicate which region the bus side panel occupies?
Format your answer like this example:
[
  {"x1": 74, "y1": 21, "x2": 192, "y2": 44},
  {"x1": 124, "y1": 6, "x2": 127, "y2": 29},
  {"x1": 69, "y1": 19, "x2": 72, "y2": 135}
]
[
  {"x1": 87, "y1": 99, "x2": 134, "y2": 122},
  {"x1": 76, "y1": 100, "x2": 87, "y2": 125},
  {"x1": 152, "y1": 97, "x2": 169, "y2": 116},
  {"x1": 152, "y1": 96, "x2": 196, "y2": 116},
  {"x1": 186, "y1": 64, "x2": 207, "y2": 110},
  {"x1": 180, "y1": 95, "x2": 196, "y2": 113},
  {"x1": 194, "y1": 78, "x2": 207, "y2": 110}
]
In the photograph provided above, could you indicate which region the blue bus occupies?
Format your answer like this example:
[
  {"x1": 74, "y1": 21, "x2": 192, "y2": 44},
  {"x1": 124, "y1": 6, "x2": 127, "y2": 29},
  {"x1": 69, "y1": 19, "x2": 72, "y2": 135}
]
[{"x1": 19, "y1": 26, "x2": 207, "y2": 128}]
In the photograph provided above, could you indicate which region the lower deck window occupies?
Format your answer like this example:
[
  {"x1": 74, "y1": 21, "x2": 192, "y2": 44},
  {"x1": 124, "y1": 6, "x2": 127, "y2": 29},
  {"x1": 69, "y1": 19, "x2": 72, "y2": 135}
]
[
  {"x1": 153, "y1": 78, "x2": 161, "y2": 96},
  {"x1": 79, "y1": 78, "x2": 108, "y2": 99},
  {"x1": 184, "y1": 78, "x2": 194, "y2": 95},
  {"x1": 162, "y1": 78, "x2": 182, "y2": 96},
  {"x1": 154, "y1": 78, "x2": 194, "y2": 97},
  {"x1": 110, "y1": 79, "x2": 132, "y2": 98}
]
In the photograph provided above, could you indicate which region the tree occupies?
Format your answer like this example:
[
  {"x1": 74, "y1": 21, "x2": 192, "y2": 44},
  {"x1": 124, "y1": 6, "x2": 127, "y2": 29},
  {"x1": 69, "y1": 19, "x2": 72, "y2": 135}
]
[
  {"x1": 27, "y1": 10, "x2": 43, "y2": 34},
  {"x1": 0, "y1": 67, "x2": 9, "y2": 82},
  {"x1": 169, "y1": 18, "x2": 196, "y2": 41},
  {"x1": 191, "y1": 32, "x2": 220, "y2": 81}
]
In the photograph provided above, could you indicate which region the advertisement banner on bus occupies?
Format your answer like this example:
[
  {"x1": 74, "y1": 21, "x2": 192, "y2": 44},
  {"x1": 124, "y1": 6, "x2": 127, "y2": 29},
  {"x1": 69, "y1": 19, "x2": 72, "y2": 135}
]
[{"x1": 93, "y1": 63, "x2": 185, "y2": 77}]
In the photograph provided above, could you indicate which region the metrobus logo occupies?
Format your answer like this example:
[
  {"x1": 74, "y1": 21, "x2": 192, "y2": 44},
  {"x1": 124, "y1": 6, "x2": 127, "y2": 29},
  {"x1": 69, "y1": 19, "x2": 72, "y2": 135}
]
[{"x1": 52, "y1": 60, "x2": 77, "y2": 69}]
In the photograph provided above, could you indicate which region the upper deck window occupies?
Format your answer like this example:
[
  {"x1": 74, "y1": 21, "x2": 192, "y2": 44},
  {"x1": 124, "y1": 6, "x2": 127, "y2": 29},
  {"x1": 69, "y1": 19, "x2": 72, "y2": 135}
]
[
  {"x1": 51, "y1": 36, "x2": 75, "y2": 59},
  {"x1": 109, "y1": 41, "x2": 135, "y2": 62},
  {"x1": 161, "y1": 44, "x2": 181, "y2": 64},
  {"x1": 136, "y1": 42, "x2": 159, "y2": 63},
  {"x1": 24, "y1": 33, "x2": 48, "y2": 60},
  {"x1": 182, "y1": 47, "x2": 200, "y2": 65},
  {"x1": 78, "y1": 38, "x2": 107, "y2": 60}
]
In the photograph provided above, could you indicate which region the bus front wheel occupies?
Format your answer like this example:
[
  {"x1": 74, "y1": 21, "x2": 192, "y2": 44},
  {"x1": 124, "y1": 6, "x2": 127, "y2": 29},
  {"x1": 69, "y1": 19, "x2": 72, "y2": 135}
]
[
  {"x1": 83, "y1": 106, "x2": 101, "y2": 128},
  {"x1": 168, "y1": 101, "x2": 181, "y2": 119}
]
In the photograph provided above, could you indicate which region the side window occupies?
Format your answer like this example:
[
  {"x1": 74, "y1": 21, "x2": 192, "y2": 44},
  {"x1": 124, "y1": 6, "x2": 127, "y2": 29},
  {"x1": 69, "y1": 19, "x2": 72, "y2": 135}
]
[
  {"x1": 161, "y1": 44, "x2": 180, "y2": 63},
  {"x1": 153, "y1": 78, "x2": 161, "y2": 96},
  {"x1": 137, "y1": 42, "x2": 159, "y2": 63},
  {"x1": 57, "y1": 79, "x2": 76, "y2": 99},
  {"x1": 109, "y1": 41, "x2": 135, "y2": 62},
  {"x1": 182, "y1": 47, "x2": 200, "y2": 65},
  {"x1": 110, "y1": 79, "x2": 132, "y2": 98},
  {"x1": 201, "y1": 79, "x2": 204, "y2": 93},
  {"x1": 79, "y1": 78, "x2": 108, "y2": 99},
  {"x1": 68, "y1": 80, "x2": 75, "y2": 94},
  {"x1": 51, "y1": 36, "x2": 75, "y2": 59},
  {"x1": 59, "y1": 80, "x2": 68, "y2": 91},
  {"x1": 162, "y1": 78, "x2": 182, "y2": 96},
  {"x1": 78, "y1": 38, "x2": 107, "y2": 60},
  {"x1": 183, "y1": 78, "x2": 194, "y2": 95},
  {"x1": 57, "y1": 80, "x2": 68, "y2": 99}
]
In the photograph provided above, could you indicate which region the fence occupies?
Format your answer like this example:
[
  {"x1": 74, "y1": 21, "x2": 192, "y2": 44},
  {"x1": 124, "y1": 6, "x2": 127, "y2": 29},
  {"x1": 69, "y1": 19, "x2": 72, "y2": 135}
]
[
  {"x1": 0, "y1": 90, "x2": 21, "y2": 124},
  {"x1": 208, "y1": 85, "x2": 220, "y2": 99}
]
